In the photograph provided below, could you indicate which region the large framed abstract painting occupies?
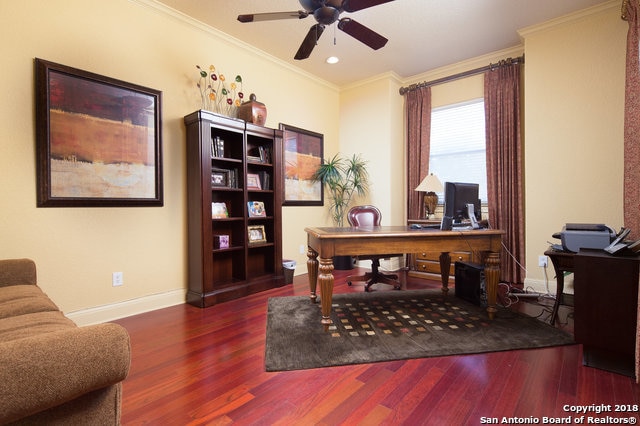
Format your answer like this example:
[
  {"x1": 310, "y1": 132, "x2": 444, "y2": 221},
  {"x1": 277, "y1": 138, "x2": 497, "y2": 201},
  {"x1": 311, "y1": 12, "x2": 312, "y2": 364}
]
[
  {"x1": 35, "y1": 58, "x2": 163, "y2": 207},
  {"x1": 279, "y1": 123, "x2": 323, "y2": 206}
]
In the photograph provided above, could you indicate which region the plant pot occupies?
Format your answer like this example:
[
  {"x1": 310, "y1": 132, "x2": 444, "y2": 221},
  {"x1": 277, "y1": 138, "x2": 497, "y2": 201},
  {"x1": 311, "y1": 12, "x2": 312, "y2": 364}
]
[{"x1": 333, "y1": 255, "x2": 354, "y2": 270}]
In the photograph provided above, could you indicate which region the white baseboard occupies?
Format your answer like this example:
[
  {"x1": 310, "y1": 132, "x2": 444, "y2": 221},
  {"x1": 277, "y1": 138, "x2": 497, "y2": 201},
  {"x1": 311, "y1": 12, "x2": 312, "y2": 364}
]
[
  {"x1": 523, "y1": 275, "x2": 573, "y2": 296},
  {"x1": 523, "y1": 277, "x2": 551, "y2": 295},
  {"x1": 66, "y1": 289, "x2": 185, "y2": 326}
]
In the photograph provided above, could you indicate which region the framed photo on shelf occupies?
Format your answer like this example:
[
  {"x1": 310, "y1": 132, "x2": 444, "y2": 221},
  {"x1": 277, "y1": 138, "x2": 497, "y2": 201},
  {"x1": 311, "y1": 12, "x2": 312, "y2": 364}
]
[
  {"x1": 213, "y1": 234, "x2": 229, "y2": 249},
  {"x1": 247, "y1": 225, "x2": 266, "y2": 244},
  {"x1": 280, "y1": 123, "x2": 323, "y2": 206},
  {"x1": 248, "y1": 201, "x2": 266, "y2": 217},
  {"x1": 35, "y1": 58, "x2": 163, "y2": 207},
  {"x1": 211, "y1": 168, "x2": 230, "y2": 187},
  {"x1": 247, "y1": 173, "x2": 262, "y2": 190},
  {"x1": 211, "y1": 202, "x2": 229, "y2": 218}
]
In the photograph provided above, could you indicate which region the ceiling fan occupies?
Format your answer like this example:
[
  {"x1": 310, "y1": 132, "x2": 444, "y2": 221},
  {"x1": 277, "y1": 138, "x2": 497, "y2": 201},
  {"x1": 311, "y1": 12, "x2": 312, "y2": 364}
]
[{"x1": 238, "y1": 0, "x2": 394, "y2": 60}]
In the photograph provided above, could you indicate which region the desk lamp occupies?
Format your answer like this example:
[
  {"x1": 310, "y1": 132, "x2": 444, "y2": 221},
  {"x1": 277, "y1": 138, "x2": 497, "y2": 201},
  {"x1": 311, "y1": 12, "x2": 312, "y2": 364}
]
[{"x1": 415, "y1": 173, "x2": 443, "y2": 219}]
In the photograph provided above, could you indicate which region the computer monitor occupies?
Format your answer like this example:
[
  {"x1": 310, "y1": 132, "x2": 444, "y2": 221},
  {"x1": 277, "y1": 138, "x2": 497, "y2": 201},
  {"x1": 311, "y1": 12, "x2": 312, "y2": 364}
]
[{"x1": 443, "y1": 182, "x2": 481, "y2": 225}]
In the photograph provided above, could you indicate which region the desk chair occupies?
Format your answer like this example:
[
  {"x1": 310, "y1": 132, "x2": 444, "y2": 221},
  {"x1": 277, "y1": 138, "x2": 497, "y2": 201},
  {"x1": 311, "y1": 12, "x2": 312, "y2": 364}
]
[{"x1": 346, "y1": 205, "x2": 403, "y2": 292}]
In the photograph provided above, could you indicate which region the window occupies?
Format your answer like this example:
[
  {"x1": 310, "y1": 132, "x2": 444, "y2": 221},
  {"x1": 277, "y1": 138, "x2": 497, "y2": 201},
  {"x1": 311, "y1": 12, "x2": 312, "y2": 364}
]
[{"x1": 429, "y1": 99, "x2": 487, "y2": 202}]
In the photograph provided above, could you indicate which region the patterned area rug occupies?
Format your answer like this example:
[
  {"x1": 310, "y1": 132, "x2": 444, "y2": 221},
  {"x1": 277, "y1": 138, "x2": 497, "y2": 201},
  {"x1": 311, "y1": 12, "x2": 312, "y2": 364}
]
[{"x1": 264, "y1": 289, "x2": 575, "y2": 371}]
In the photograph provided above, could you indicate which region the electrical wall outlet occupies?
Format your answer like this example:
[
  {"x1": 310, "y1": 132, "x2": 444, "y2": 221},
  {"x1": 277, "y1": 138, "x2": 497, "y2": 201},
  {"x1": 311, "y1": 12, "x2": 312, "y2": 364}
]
[
  {"x1": 299, "y1": 244, "x2": 306, "y2": 254},
  {"x1": 538, "y1": 255, "x2": 548, "y2": 267},
  {"x1": 112, "y1": 272, "x2": 124, "y2": 287}
]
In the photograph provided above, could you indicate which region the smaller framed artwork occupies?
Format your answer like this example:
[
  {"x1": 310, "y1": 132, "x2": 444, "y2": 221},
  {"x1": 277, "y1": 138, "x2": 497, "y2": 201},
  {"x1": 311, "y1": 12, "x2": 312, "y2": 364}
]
[
  {"x1": 212, "y1": 202, "x2": 229, "y2": 218},
  {"x1": 211, "y1": 168, "x2": 230, "y2": 187},
  {"x1": 247, "y1": 173, "x2": 262, "y2": 190},
  {"x1": 280, "y1": 123, "x2": 323, "y2": 206},
  {"x1": 248, "y1": 201, "x2": 266, "y2": 217},
  {"x1": 248, "y1": 225, "x2": 266, "y2": 244}
]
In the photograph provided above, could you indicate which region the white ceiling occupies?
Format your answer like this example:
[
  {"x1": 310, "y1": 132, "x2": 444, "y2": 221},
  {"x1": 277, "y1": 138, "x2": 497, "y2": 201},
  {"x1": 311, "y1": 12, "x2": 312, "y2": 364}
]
[{"x1": 156, "y1": 0, "x2": 610, "y2": 87}]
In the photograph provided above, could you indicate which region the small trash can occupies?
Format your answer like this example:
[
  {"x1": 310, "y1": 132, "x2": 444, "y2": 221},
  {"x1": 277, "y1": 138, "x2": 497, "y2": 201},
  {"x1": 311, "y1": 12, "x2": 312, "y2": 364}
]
[{"x1": 282, "y1": 259, "x2": 296, "y2": 284}]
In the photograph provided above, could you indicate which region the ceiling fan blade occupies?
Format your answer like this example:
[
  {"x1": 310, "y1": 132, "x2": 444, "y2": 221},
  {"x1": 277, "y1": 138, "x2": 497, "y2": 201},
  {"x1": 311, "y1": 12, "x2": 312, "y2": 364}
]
[
  {"x1": 337, "y1": 18, "x2": 388, "y2": 50},
  {"x1": 294, "y1": 24, "x2": 325, "y2": 60},
  {"x1": 238, "y1": 10, "x2": 308, "y2": 23},
  {"x1": 342, "y1": 0, "x2": 395, "y2": 13}
]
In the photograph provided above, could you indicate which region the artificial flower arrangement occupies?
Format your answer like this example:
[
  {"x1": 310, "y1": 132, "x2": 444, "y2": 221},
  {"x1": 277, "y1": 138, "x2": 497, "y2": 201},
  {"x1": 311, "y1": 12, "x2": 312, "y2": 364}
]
[{"x1": 196, "y1": 65, "x2": 244, "y2": 117}]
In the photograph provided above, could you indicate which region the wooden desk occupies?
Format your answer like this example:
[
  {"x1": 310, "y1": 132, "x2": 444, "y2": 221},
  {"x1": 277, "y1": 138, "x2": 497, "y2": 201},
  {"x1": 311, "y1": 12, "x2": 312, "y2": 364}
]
[{"x1": 305, "y1": 226, "x2": 504, "y2": 330}]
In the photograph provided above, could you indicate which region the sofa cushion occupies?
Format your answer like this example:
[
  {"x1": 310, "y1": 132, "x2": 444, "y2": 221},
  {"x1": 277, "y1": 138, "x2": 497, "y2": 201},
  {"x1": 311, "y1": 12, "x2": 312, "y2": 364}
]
[
  {"x1": 0, "y1": 258, "x2": 37, "y2": 287},
  {"x1": 0, "y1": 285, "x2": 60, "y2": 320},
  {"x1": 0, "y1": 311, "x2": 76, "y2": 343}
]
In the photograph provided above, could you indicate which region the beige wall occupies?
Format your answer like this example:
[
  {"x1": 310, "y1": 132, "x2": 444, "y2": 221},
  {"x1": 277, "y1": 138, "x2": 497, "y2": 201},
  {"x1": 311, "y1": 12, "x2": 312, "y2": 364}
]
[
  {"x1": 521, "y1": 2, "x2": 626, "y2": 292},
  {"x1": 338, "y1": 74, "x2": 405, "y2": 225},
  {"x1": 0, "y1": 0, "x2": 626, "y2": 322},
  {"x1": 0, "y1": 0, "x2": 339, "y2": 321}
]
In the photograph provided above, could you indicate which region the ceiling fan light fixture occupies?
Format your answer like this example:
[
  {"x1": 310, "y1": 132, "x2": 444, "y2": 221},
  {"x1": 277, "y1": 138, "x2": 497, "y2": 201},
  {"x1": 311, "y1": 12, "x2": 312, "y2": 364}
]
[
  {"x1": 326, "y1": 56, "x2": 339, "y2": 64},
  {"x1": 313, "y1": 6, "x2": 340, "y2": 25}
]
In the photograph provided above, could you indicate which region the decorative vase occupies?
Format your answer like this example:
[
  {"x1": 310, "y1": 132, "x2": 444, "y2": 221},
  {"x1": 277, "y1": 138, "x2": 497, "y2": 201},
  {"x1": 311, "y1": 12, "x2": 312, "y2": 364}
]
[{"x1": 237, "y1": 93, "x2": 267, "y2": 126}]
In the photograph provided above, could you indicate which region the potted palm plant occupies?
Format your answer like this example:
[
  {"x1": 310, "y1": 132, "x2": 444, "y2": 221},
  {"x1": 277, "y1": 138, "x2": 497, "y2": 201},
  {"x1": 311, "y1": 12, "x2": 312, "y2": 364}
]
[{"x1": 311, "y1": 153, "x2": 370, "y2": 269}]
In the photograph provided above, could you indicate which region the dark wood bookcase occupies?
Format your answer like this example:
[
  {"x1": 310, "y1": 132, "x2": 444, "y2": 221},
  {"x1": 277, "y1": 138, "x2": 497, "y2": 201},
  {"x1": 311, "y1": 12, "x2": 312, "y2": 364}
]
[{"x1": 184, "y1": 110, "x2": 284, "y2": 307}]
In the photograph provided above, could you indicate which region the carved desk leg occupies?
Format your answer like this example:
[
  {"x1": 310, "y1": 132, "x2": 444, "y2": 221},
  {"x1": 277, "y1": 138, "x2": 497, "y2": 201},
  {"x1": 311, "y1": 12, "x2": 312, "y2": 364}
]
[
  {"x1": 319, "y1": 257, "x2": 335, "y2": 331},
  {"x1": 484, "y1": 251, "x2": 501, "y2": 320},
  {"x1": 307, "y1": 248, "x2": 319, "y2": 303},
  {"x1": 439, "y1": 252, "x2": 451, "y2": 295}
]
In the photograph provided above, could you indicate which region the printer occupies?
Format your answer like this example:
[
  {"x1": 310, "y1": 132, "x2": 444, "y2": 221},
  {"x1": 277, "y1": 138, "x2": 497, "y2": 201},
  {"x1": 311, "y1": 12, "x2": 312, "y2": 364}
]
[{"x1": 552, "y1": 223, "x2": 616, "y2": 253}]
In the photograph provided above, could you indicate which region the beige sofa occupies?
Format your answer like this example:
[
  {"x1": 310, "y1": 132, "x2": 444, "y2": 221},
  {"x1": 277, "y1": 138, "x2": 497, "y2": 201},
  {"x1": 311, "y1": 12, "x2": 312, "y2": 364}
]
[{"x1": 0, "y1": 258, "x2": 131, "y2": 425}]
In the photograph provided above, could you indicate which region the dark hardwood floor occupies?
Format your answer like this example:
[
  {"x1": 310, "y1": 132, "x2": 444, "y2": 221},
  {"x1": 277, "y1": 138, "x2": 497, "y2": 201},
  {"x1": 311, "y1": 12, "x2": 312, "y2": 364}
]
[{"x1": 114, "y1": 269, "x2": 640, "y2": 425}]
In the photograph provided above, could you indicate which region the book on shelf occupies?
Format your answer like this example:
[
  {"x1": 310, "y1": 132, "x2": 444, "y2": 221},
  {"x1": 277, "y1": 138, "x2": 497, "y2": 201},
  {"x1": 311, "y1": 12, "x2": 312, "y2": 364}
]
[
  {"x1": 211, "y1": 136, "x2": 225, "y2": 158},
  {"x1": 258, "y1": 146, "x2": 271, "y2": 163},
  {"x1": 257, "y1": 171, "x2": 270, "y2": 190},
  {"x1": 247, "y1": 146, "x2": 272, "y2": 163},
  {"x1": 228, "y1": 168, "x2": 238, "y2": 188}
]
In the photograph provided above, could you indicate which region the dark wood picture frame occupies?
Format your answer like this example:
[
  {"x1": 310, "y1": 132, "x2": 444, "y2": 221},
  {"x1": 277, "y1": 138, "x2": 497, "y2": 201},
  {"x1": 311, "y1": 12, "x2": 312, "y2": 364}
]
[
  {"x1": 211, "y1": 168, "x2": 229, "y2": 187},
  {"x1": 279, "y1": 123, "x2": 323, "y2": 206},
  {"x1": 35, "y1": 58, "x2": 163, "y2": 207}
]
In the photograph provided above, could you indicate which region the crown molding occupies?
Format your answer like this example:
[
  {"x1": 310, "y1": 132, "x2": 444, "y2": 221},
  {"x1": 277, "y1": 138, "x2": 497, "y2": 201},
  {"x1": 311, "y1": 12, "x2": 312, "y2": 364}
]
[
  {"x1": 129, "y1": 0, "x2": 339, "y2": 93},
  {"x1": 400, "y1": 45, "x2": 524, "y2": 88},
  {"x1": 518, "y1": 0, "x2": 620, "y2": 38},
  {"x1": 340, "y1": 71, "x2": 404, "y2": 92}
]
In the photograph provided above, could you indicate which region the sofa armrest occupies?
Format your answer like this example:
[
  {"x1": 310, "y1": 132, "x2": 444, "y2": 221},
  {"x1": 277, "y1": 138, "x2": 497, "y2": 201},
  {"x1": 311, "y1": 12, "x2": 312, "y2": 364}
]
[
  {"x1": 0, "y1": 323, "x2": 131, "y2": 424},
  {"x1": 0, "y1": 258, "x2": 37, "y2": 287}
]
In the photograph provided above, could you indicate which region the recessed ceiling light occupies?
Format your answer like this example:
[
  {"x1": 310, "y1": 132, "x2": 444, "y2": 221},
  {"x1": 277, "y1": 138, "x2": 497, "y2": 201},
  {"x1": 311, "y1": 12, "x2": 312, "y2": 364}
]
[{"x1": 326, "y1": 56, "x2": 339, "y2": 64}]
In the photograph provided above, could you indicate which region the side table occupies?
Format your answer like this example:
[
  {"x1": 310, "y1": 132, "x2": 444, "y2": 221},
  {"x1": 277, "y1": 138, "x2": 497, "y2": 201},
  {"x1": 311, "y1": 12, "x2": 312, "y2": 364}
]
[{"x1": 544, "y1": 248, "x2": 574, "y2": 325}]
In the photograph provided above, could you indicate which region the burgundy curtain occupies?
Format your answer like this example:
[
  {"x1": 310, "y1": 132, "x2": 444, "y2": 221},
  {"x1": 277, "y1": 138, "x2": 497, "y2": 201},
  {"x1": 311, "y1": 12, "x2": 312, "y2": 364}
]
[
  {"x1": 622, "y1": 0, "x2": 640, "y2": 385},
  {"x1": 484, "y1": 61, "x2": 525, "y2": 285},
  {"x1": 405, "y1": 87, "x2": 432, "y2": 219},
  {"x1": 624, "y1": 0, "x2": 640, "y2": 241}
]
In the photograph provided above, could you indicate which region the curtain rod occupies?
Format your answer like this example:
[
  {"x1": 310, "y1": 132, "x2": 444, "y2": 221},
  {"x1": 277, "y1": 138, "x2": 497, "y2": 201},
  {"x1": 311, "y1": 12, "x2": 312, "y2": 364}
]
[{"x1": 398, "y1": 55, "x2": 524, "y2": 95}]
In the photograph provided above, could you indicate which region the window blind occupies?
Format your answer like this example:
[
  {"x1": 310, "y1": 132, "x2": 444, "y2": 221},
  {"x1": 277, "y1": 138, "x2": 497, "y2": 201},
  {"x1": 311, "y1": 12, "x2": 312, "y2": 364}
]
[{"x1": 429, "y1": 99, "x2": 487, "y2": 202}]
